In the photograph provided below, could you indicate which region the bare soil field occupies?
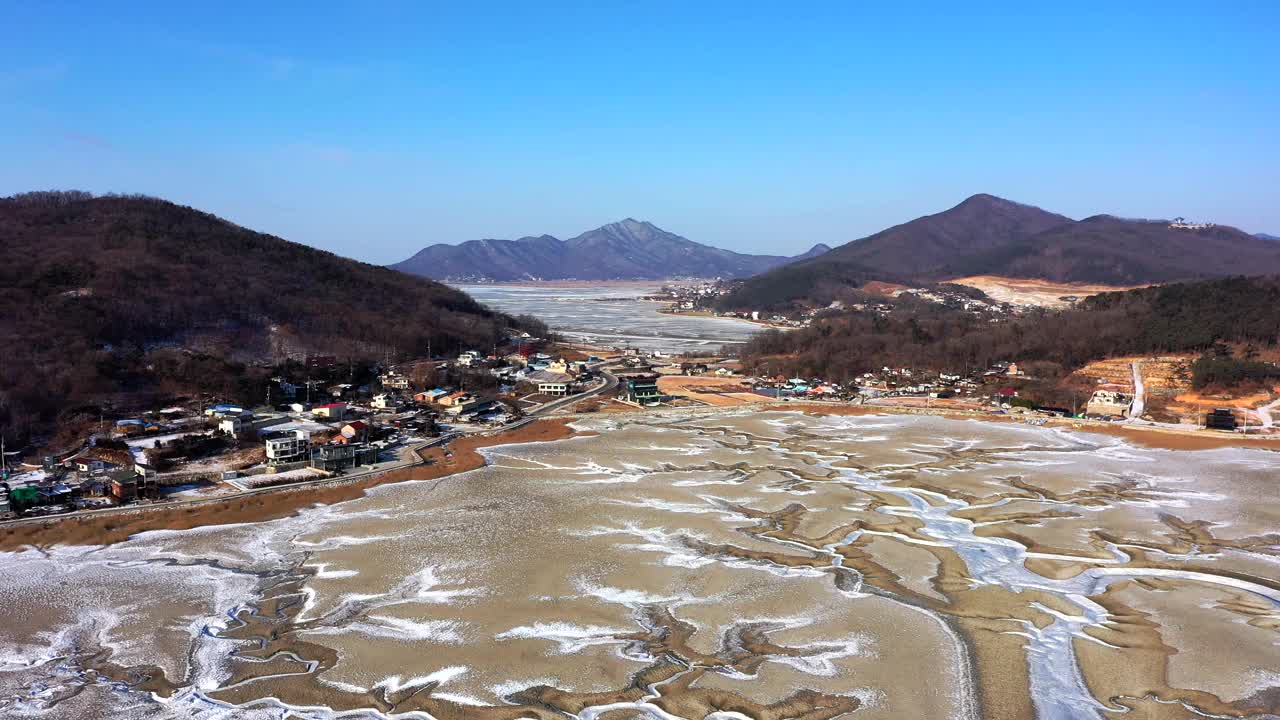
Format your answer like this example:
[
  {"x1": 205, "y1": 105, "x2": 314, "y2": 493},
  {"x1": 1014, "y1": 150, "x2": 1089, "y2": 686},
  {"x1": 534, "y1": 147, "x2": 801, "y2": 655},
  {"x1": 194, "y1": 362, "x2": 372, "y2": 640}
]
[
  {"x1": 950, "y1": 275, "x2": 1143, "y2": 308},
  {"x1": 657, "y1": 375, "x2": 772, "y2": 406}
]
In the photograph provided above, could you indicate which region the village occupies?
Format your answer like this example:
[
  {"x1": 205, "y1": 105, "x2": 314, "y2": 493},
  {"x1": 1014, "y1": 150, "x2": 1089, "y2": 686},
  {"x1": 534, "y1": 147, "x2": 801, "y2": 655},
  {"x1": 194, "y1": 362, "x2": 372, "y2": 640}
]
[
  {"x1": 2, "y1": 324, "x2": 1274, "y2": 524},
  {"x1": 0, "y1": 332, "x2": 614, "y2": 520},
  {"x1": 650, "y1": 278, "x2": 1029, "y2": 330}
]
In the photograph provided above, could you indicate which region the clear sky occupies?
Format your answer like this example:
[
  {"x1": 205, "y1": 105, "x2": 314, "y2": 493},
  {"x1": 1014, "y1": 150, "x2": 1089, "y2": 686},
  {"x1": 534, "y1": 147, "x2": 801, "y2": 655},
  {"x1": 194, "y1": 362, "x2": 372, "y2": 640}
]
[{"x1": 3, "y1": 2, "x2": 1277, "y2": 262}]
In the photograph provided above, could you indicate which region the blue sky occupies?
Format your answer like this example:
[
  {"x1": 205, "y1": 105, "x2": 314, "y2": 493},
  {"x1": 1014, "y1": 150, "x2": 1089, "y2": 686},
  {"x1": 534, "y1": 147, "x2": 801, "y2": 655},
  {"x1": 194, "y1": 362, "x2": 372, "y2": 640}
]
[{"x1": 3, "y1": 2, "x2": 1277, "y2": 262}]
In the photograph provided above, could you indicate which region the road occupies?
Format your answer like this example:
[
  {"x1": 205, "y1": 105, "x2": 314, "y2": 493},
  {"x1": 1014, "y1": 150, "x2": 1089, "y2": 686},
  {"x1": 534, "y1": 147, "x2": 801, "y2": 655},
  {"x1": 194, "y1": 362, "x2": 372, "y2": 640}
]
[
  {"x1": 527, "y1": 363, "x2": 619, "y2": 416},
  {"x1": 1128, "y1": 361, "x2": 1146, "y2": 421},
  {"x1": 1256, "y1": 398, "x2": 1280, "y2": 430}
]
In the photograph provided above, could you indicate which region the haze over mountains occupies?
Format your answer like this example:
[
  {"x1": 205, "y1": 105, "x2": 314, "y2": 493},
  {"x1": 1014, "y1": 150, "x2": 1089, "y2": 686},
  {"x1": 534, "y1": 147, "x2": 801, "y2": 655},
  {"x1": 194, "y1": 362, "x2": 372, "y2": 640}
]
[
  {"x1": 718, "y1": 194, "x2": 1280, "y2": 309},
  {"x1": 391, "y1": 219, "x2": 830, "y2": 281}
]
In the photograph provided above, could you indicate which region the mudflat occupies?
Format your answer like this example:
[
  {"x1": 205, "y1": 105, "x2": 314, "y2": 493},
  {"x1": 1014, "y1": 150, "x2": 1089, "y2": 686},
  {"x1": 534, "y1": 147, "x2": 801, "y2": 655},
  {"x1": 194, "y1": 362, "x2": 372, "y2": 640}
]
[{"x1": 1, "y1": 409, "x2": 1276, "y2": 719}]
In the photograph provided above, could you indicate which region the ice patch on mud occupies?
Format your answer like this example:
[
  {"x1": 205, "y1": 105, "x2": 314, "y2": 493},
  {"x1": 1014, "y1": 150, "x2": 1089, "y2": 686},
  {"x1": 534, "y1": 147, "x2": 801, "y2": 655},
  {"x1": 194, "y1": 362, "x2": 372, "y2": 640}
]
[
  {"x1": 305, "y1": 616, "x2": 466, "y2": 644},
  {"x1": 495, "y1": 622, "x2": 632, "y2": 654}
]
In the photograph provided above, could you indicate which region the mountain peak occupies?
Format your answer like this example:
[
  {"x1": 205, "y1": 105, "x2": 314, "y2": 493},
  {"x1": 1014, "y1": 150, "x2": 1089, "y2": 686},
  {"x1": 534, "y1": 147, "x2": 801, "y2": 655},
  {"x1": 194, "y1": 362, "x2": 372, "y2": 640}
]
[
  {"x1": 600, "y1": 217, "x2": 659, "y2": 233},
  {"x1": 954, "y1": 193, "x2": 1026, "y2": 211}
]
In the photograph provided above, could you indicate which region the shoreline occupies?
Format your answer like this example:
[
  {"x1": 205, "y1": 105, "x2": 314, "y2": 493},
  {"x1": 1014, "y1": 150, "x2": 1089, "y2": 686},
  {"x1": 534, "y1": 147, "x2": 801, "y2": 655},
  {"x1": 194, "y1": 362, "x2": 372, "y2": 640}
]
[
  {"x1": 5, "y1": 402, "x2": 1275, "y2": 552},
  {"x1": 0, "y1": 419, "x2": 584, "y2": 552},
  {"x1": 655, "y1": 306, "x2": 794, "y2": 331},
  {"x1": 762, "y1": 401, "x2": 1280, "y2": 452}
]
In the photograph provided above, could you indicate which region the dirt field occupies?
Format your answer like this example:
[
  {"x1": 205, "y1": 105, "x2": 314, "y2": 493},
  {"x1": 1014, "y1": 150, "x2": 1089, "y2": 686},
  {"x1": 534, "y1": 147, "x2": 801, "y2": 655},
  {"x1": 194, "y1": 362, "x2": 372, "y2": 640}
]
[
  {"x1": 950, "y1": 275, "x2": 1142, "y2": 308},
  {"x1": 656, "y1": 375, "x2": 771, "y2": 406}
]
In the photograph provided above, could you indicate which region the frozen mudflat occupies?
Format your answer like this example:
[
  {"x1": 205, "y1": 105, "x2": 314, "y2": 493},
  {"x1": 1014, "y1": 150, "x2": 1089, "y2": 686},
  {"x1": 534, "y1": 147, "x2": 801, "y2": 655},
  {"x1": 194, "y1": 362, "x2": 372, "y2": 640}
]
[
  {"x1": 457, "y1": 283, "x2": 761, "y2": 353},
  {"x1": 1, "y1": 410, "x2": 1278, "y2": 720}
]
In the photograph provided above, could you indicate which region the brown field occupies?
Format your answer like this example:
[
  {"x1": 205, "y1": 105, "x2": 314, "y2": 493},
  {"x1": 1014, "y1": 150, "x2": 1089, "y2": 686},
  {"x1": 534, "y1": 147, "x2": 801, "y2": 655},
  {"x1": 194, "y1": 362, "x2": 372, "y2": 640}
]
[
  {"x1": 950, "y1": 275, "x2": 1143, "y2": 308},
  {"x1": 859, "y1": 280, "x2": 911, "y2": 297},
  {"x1": 657, "y1": 375, "x2": 772, "y2": 406}
]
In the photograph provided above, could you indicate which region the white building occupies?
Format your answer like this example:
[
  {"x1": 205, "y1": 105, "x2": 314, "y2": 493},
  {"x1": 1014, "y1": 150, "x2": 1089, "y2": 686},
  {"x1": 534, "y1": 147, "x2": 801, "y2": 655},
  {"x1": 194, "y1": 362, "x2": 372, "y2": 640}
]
[
  {"x1": 528, "y1": 370, "x2": 573, "y2": 396},
  {"x1": 380, "y1": 372, "x2": 411, "y2": 390},
  {"x1": 265, "y1": 429, "x2": 311, "y2": 465}
]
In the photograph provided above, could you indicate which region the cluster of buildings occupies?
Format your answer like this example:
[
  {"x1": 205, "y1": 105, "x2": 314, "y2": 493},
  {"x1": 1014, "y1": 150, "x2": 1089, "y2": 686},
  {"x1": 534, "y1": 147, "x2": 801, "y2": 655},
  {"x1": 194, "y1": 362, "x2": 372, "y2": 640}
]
[{"x1": 1, "y1": 448, "x2": 159, "y2": 518}]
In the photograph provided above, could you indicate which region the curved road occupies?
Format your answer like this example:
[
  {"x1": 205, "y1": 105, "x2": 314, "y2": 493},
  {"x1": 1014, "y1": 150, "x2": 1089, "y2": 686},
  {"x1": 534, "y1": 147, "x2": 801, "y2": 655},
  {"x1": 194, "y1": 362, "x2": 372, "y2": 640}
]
[
  {"x1": 527, "y1": 363, "x2": 619, "y2": 417},
  {"x1": 1128, "y1": 361, "x2": 1146, "y2": 421}
]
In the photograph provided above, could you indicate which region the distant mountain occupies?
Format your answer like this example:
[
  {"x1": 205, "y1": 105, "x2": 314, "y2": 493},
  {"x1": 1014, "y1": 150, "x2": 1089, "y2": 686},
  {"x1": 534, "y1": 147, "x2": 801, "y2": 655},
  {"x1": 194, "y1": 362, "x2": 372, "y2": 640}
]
[
  {"x1": 718, "y1": 194, "x2": 1280, "y2": 309},
  {"x1": 944, "y1": 215, "x2": 1280, "y2": 285},
  {"x1": 1257, "y1": 233, "x2": 1280, "y2": 242},
  {"x1": 793, "y1": 243, "x2": 833, "y2": 260},
  {"x1": 390, "y1": 219, "x2": 825, "y2": 281},
  {"x1": 0, "y1": 191, "x2": 533, "y2": 443},
  {"x1": 717, "y1": 194, "x2": 1072, "y2": 308}
]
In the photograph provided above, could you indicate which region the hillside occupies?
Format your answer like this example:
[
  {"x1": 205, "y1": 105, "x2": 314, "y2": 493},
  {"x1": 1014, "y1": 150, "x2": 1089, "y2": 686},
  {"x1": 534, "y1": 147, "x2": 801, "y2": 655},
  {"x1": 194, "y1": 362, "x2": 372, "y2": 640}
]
[
  {"x1": 740, "y1": 275, "x2": 1280, "y2": 389},
  {"x1": 0, "y1": 191, "x2": 532, "y2": 443},
  {"x1": 391, "y1": 219, "x2": 828, "y2": 281},
  {"x1": 718, "y1": 194, "x2": 1280, "y2": 309},
  {"x1": 941, "y1": 215, "x2": 1280, "y2": 285}
]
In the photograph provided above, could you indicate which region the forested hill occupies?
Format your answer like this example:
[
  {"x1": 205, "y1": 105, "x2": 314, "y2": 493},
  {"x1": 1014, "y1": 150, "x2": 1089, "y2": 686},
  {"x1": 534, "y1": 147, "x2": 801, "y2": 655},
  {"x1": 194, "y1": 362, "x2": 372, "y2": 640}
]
[
  {"x1": 0, "y1": 191, "x2": 533, "y2": 441},
  {"x1": 717, "y1": 194, "x2": 1280, "y2": 310},
  {"x1": 739, "y1": 275, "x2": 1280, "y2": 382}
]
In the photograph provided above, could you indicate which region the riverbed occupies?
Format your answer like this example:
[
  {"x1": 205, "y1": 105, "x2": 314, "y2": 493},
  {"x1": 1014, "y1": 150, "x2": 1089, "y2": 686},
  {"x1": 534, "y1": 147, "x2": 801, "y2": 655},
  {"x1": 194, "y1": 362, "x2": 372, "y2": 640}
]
[{"x1": 1, "y1": 409, "x2": 1277, "y2": 719}]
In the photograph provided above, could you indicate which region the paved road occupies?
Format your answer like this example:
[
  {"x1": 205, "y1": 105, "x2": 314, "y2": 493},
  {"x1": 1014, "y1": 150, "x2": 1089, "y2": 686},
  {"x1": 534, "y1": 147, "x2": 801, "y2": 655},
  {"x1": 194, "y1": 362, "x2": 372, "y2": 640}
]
[
  {"x1": 527, "y1": 363, "x2": 619, "y2": 417},
  {"x1": 1128, "y1": 361, "x2": 1146, "y2": 421}
]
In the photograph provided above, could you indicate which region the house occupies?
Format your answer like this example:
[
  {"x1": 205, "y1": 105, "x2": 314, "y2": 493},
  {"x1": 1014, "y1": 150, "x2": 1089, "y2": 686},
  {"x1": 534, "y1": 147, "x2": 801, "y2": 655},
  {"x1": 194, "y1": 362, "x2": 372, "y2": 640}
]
[
  {"x1": 75, "y1": 458, "x2": 109, "y2": 474},
  {"x1": 1086, "y1": 390, "x2": 1131, "y2": 418},
  {"x1": 109, "y1": 468, "x2": 158, "y2": 502},
  {"x1": 457, "y1": 350, "x2": 483, "y2": 367},
  {"x1": 265, "y1": 429, "x2": 311, "y2": 465},
  {"x1": 994, "y1": 386, "x2": 1019, "y2": 404},
  {"x1": 1006, "y1": 363, "x2": 1025, "y2": 376},
  {"x1": 1206, "y1": 408, "x2": 1238, "y2": 431},
  {"x1": 371, "y1": 393, "x2": 400, "y2": 410},
  {"x1": 312, "y1": 402, "x2": 347, "y2": 420},
  {"x1": 681, "y1": 362, "x2": 709, "y2": 376},
  {"x1": 340, "y1": 421, "x2": 369, "y2": 442},
  {"x1": 79, "y1": 477, "x2": 108, "y2": 497},
  {"x1": 205, "y1": 403, "x2": 246, "y2": 417},
  {"x1": 420, "y1": 388, "x2": 450, "y2": 403},
  {"x1": 114, "y1": 418, "x2": 146, "y2": 436},
  {"x1": 218, "y1": 417, "x2": 246, "y2": 435},
  {"x1": 8, "y1": 485, "x2": 40, "y2": 512},
  {"x1": 618, "y1": 372, "x2": 663, "y2": 406},
  {"x1": 527, "y1": 370, "x2": 573, "y2": 396},
  {"x1": 439, "y1": 391, "x2": 472, "y2": 407},
  {"x1": 311, "y1": 443, "x2": 379, "y2": 471},
  {"x1": 445, "y1": 397, "x2": 489, "y2": 415},
  {"x1": 380, "y1": 372, "x2": 411, "y2": 390}
]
